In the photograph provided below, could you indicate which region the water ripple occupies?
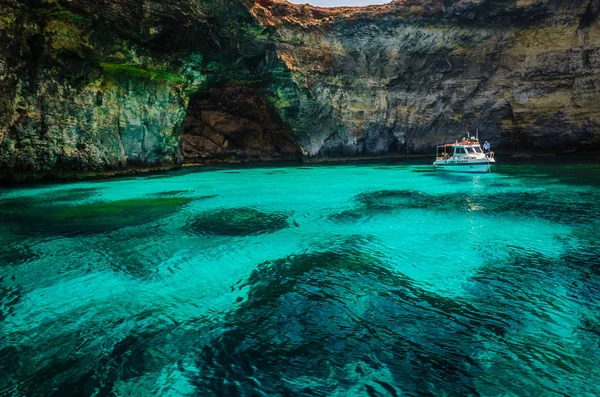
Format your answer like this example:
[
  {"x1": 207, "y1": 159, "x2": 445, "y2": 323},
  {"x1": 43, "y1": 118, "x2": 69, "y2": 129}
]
[{"x1": 0, "y1": 162, "x2": 599, "y2": 396}]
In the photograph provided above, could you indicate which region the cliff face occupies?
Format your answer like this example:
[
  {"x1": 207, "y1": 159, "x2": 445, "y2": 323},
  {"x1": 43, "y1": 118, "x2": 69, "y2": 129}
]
[
  {"x1": 1, "y1": 0, "x2": 600, "y2": 181},
  {"x1": 183, "y1": 86, "x2": 301, "y2": 163},
  {"x1": 0, "y1": 0, "x2": 281, "y2": 181},
  {"x1": 255, "y1": 0, "x2": 600, "y2": 156}
]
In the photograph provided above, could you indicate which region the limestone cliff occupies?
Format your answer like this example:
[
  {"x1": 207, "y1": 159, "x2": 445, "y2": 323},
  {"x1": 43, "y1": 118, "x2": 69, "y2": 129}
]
[
  {"x1": 0, "y1": 0, "x2": 293, "y2": 181},
  {"x1": 1, "y1": 0, "x2": 599, "y2": 181},
  {"x1": 254, "y1": 0, "x2": 600, "y2": 156}
]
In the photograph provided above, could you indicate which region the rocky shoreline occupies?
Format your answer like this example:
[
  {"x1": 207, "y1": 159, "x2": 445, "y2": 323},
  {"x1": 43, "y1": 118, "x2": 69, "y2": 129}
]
[
  {"x1": 1, "y1": 0, "x2": 599, "y2": 182},
  {"x1": 4, "y1": 150, "x2": 600, "y2": 186}
]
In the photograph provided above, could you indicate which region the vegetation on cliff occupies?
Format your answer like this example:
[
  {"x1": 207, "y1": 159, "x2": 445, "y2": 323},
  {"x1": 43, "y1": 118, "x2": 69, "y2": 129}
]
[{"x1": 1, "y1": 0, "x2": 599, "y2": 181}]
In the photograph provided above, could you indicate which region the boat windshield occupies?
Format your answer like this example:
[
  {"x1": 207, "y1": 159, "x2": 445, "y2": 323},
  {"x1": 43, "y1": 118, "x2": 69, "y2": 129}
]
[
  {"x1": 465, "y1": 147, "x2": 475, "y2": 154},
  {"x1": 473, "y1": 147, "x2": 483, "y2": 153}
]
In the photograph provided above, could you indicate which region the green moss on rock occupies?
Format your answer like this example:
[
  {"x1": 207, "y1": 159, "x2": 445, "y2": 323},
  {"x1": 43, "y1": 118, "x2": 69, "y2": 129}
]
[{"x1": 99, "y1": 63, "x2": 186, "y2": 84}]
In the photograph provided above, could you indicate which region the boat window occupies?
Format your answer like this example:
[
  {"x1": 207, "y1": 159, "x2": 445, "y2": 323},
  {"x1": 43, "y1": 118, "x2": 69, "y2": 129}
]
[
  {"x1": 473, "y1": 147, "x2": 482, "y2": 153},
  {"x1": 454, "y1": 147, "x2": 465, "y2": 155},
  {"x1": 465, "y1": 147, "x2": 474, "y2": 154}
]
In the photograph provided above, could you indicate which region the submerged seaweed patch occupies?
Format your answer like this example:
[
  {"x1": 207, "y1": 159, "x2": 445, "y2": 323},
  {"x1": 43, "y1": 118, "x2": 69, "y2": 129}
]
[
  {"x1": 484, "y1": 190, "x2": 600, "y2": 224},
  {"x1": 150, "y1": 191, "x2": 219, "y2": 203},
  {"x1": 0, "y1": 243, "x2": 40, "y2": 267},
  {"x1": 0, "y1": 302, "x2": 216, "y2": 397},
  {"x1": 189, "y1": 207, "x2": 289, "y2": 236},
  {"x1": 0, "y1": 283, "x2": 22, "y2": 322},
  {"x1": 465, "y1": 242, "x2": 600, "y2": 393},
  {"x1": 265, "y1": 170, "x2": 288, "y2": 175},
  {"x1": 194, "y1": 195, "x2": 219, "y2": 201},
  {"x1": 331, "y1": 188, "x2": 600, "y2": 226},
  {"x1": 192, "y1": 240, "x2": 498, "y2": 395},
  {"x1": 1, "y1": 317, "x2": 193, "y2": 396},
  {"x1": 357, "y1": 189, "x2": 434, "y2": 210},
  {"x1": 0, "y1": 197, "x2": 191, "y2": 237},
  {"x1": 42, "y1": 188, "x2": 97, "y2": 203},
  {"x1": 150, "y1": 190, "x2": 192, "y2": 197},
  {"x1": 0, "y1": 188, "x2": 97, "y2": 210},
  {"x1": 329, "y1": 208, "x2": 368, "y2": 222},
  {"x1": 497, "y1": 163, "x2": 600, "y2": 187},
  {"x1": 330, "y1": 190, "x2": 458, "y2": 222}
]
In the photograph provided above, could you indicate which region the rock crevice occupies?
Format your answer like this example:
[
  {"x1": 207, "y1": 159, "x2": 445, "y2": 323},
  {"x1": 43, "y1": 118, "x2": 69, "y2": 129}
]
[
  {"x1": 1, "y1": 0, "x2": 600, "y2": 181},
  {"x1": 183, "y1": 85, "x2": 301, "y2": 163}
]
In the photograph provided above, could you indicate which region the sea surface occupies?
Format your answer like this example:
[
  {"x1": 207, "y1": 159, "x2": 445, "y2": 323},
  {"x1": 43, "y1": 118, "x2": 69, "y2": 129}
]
[{"x1": 1, "y1": 158, "x2": 599, "y2": 396}]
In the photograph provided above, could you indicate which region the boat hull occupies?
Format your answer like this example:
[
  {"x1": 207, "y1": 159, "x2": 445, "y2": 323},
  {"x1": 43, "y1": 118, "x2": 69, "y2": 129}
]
[{"x1": 433, "y1": 162, "x2": 491, "y2": 173}]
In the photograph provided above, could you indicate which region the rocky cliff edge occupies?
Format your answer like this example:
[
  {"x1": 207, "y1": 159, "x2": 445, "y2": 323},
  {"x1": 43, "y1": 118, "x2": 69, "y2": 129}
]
[{"x1": 1, "y1": 0, "x2": 599, "y2": 181}]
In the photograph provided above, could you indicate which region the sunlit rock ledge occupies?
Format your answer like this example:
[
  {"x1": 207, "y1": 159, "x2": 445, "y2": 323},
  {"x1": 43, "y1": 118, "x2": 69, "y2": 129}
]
[{"x1": 1, "y1": 0, "x2": 599, "y2": 181}]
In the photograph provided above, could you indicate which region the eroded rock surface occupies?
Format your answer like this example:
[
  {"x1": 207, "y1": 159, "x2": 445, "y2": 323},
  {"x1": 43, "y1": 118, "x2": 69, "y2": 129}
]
[
  {"x1": 0, "y1": 0, "x2": 262, "y2": 181},
  {"x1": 1, "y1": 0, "x2": 600, "y2": 181},
  {"x1": 183, "y1": 86, "x2": 301, "y2": 162},
  {"x1": 254, "y1": 0, "x2": 600, "y2": 156}
]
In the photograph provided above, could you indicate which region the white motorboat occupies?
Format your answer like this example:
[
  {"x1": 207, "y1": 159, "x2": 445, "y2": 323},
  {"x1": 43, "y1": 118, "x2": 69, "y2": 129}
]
[{"x1": 433, "y1": 137, "x2": 495, "y2": 173}]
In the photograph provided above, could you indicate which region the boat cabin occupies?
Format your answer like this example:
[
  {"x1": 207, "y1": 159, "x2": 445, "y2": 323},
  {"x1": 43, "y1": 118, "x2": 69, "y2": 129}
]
[
  {"x1": 436, "y1": 139, "x2": 485, "y2": 161},
  {"x1": 433, "y1": 137, "x2": 495, "y2": 173}
]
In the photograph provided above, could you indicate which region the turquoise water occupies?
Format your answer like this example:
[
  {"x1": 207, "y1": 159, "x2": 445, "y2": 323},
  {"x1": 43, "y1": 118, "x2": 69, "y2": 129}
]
[{"x1": 1, "y1": 160, "x2": 599, "y2": 396}]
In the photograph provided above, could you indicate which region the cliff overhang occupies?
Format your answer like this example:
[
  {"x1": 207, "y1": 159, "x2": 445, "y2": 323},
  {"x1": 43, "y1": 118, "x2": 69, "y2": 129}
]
[{"x1": 1, "y1": 0, "x2": 600, "y2": 181}]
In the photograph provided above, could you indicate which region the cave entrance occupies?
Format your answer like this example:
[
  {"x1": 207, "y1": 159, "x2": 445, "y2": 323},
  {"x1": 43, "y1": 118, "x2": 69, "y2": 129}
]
[
  {"x1": 182, "y1": 85, "x2": 302, "y2": 164},
  {"x1": 287, "y1": 0, "x2": 390, "y2": 7}
]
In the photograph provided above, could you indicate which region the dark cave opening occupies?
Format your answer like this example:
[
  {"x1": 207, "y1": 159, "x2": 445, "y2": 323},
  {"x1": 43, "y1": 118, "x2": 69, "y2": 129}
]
[{"x1": 182, "y1": 85, "x2": 302, "y2": 164}]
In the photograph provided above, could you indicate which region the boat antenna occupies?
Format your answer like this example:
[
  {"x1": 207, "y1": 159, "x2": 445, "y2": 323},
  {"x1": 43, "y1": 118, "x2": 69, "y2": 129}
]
[{"x1": 476, "y1": 128, "x2": 479, "y2": 141}]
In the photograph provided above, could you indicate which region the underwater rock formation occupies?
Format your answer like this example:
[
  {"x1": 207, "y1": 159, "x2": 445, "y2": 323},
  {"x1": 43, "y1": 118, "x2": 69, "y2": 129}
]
[
  {"x1": 189, "y1": 207, "x2": 289, "y2": 236},
  {"x1": 0, "y1": 194, "x2": 191, "y2": 237},
  {"x1": 1, "y1": 0, "x2": 600, "y2": 181},
  {"x1": 192, "y1": 238, "x2": 509, "y2": 395}
]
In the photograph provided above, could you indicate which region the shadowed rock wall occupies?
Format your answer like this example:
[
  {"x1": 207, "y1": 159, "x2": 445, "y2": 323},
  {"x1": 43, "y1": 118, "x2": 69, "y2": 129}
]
[
  {"x1": 0, "y1": 0, "x2": 267, "y2": 181},
  {"x1": 1, "y1": 0, "x2": 600, "y2": 181},
  {"x1": 183, "y1": 86, "x2": 301, "y2": 163},
  {"x1": 254, "y1": 0, "x2": 600, "y2": 156}
]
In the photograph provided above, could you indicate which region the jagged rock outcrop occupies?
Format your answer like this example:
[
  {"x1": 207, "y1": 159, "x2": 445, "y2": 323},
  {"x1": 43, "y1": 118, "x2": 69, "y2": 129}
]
[
  {"x1": 0, "y1": 0, "x2": 269, "y2": 181},
  {"x1": 253, "y1": 0, "x2": 600, "y2": 156},
  {"x1": 1, "y1": 0, "x2": 600, "y2": 181}
]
